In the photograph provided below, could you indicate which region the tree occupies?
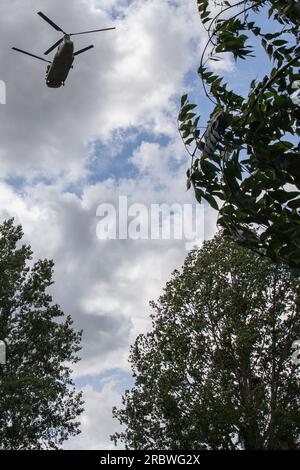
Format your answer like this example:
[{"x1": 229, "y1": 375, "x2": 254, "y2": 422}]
[
  {"x1": 112, "y1": 235, "x2": 300, "y2": 449},
  {"x1": 179, "y1": 1, "x2": 300, "y2": 268},
  {"x1": 0, "y1": 219, "x2": 83, "y2": 450}
]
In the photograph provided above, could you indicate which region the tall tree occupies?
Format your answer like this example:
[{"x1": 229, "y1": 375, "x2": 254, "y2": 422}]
[
  {"x1": 0, "y1": 219, "x2": 83, "y2": 450},
  {"x1": 179, "y1": 1, "x2": 300, "y2": 268},
  {"x1": 112, "y1": 235, "x2": 300, "y2": 449}
]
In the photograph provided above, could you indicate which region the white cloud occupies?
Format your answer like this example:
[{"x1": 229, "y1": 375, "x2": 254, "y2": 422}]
[
  {"x1": 0, "y1": 137, "x2": 217, "y2": 380},
  {"x1": 0, "y1": 0, "x2": 205, "y2": 182},
  {"x1": 65, "y1": 379, "x2": 124, "y2": 450},
  {"x1": 0, "y1": 0, "x2": 220, "y2": 449}
]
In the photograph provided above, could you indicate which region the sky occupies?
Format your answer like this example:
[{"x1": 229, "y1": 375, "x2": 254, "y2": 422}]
[{"x1": 0, "y1": 0, "x2": 276, "y2": 449}]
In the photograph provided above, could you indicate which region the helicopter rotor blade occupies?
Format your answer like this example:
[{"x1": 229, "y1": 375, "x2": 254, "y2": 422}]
[
  {"x1": 70, "y1": 27, "x2": 116, "y2": 36},
  {"x1": 44, "y1": 37, "x2": 64, "y2": 55},
  {"x1": 12, "y1": 47, "x2": 52, "y2": 64},
  {"x1": 37, "y1": 11, "x2": 65, "y2": 33},
  {"x1": 73, "y1": 45, "x2": 94, "y2": 56}
]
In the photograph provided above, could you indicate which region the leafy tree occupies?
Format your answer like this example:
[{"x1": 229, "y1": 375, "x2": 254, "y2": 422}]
[
  {"x1": 112, "y1": 235, "x2": 300, "y2": 449},
  {"x1": 179, "y1": 1, "x2": 300, "y2": 268},
  {"x1": 0, "y1": 219, "x2": 83, "y2": 449}
]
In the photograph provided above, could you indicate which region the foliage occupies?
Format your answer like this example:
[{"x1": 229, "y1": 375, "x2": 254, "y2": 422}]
[
  {"x1": 112, "y1": 235, "x2": 300, "y2": 449},
  {"x1": 179, "y1": 0, "x2": 300, "y2": 268},
  {"x1": 0, "y1": 219, "x2": 84, "y2": 449}
]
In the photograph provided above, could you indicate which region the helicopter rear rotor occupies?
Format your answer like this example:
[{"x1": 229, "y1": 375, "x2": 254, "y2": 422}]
[{"x1": 37, "y1": 11, "x2": 116, "y2": 55}]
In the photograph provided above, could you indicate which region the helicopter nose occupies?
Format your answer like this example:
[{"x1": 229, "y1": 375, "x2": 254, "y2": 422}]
[
  {"x1": 64, "y1": 37, "x2": 74, "y2": 50},
  {"x1": 64, "y1": 35, "x2": 72, "y2": 44}
]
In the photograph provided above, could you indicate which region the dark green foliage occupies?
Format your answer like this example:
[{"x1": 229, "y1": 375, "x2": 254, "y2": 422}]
[
  {"x1": 179, "y1": 1, "x2": 300, "y2": 268},
  {"x1": 0, "y1": 219, "x2": 83, "y2": 449},
  {"x1": 112, "y1": 236, "x2": 300, "y2": 449}
]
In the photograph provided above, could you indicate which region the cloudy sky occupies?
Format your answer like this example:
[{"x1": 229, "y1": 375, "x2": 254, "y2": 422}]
[{"x1": 0, "y1": 0, "x2": 270, "y2": 449}]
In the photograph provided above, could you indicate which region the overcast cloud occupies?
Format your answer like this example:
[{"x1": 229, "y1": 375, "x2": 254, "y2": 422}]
[{"x1": 0, "y1": 0, "x2": 231, "y2": 448}]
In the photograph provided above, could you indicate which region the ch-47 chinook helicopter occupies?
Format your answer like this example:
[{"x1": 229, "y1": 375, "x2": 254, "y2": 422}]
[{"x1": 12, "y1": 11, "x2": 115, "y2": 88}]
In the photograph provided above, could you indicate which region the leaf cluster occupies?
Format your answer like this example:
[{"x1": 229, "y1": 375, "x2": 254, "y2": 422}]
[{"x1": 179, "y1": 0, "x2": 300, "y2": 268}]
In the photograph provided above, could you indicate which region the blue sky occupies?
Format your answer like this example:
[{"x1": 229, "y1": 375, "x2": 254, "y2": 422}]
[{"x1": 0, "y1": 0, "x2": 289, "y2": 449}]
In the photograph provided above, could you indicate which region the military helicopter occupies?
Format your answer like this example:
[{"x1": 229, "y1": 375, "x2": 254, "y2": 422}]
[{"x1": 12, "y1": 12, "x2": 115, "y2": 88}]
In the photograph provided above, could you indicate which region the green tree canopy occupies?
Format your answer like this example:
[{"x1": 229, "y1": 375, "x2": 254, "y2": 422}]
[
  {"x1": 0, "y1": 219, "x2": 83, "y2": 449},
  {"x1": 112, "y1": 235, "x2": 300, "y2": 449},
  {"x1": 179, "y1": 0, "x2": 300, "y2": 268}
]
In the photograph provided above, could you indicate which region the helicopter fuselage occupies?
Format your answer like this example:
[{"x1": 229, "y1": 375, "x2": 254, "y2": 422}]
[
  {"x1": 46, "y1": 36, "x2": 74, "y2": 88},
  {"x1": 12, "y1": 11, "x2": 115, "y2": 88}
]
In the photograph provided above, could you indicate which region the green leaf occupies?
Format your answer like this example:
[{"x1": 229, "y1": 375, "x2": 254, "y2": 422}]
[
  {"x1": 204, "y1": 194, "x2": 219, "y2": 210},
  {"x1": 181, "y1": 94, "x2": 188, "y2": 107}
]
